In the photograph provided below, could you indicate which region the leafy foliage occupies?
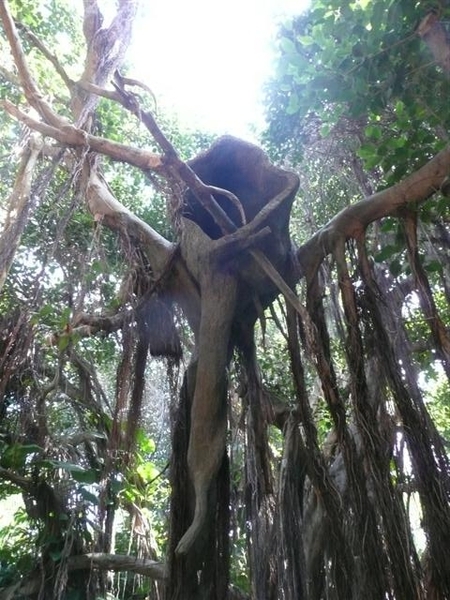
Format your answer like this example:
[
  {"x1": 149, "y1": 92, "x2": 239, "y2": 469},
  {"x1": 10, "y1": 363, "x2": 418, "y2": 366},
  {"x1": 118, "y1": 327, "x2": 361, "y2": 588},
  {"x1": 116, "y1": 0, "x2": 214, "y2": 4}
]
[
  {"x1": 0, "y1": 0, "x2": 450, "y2": 599},
  {"x1": 265, "y1": 0, "x2": 450, "y2": 172}
]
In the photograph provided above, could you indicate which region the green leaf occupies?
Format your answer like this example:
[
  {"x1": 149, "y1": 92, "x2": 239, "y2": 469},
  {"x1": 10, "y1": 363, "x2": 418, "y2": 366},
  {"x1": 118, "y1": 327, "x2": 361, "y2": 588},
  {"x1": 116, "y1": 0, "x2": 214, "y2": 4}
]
[
  {"x1": 380, "y1": 218, "x2": 396, "y2": 232},
  {"x1": 395, "y1": 99, "x2": 405, "y2": 117},
  {"x1": 0, "y1": 443, "x2": 42, "y2": 469},
  {"x1": 58, "y1": 307, "x2": 72, "y2": 327},
  {"x1": 424, "y1": 260, "x2": 443, "y2": 274},
  {"x1": 79, "y1": 488, "x2": 99, "y2": 505},
  {"x1": 136, "y1": 462, "x2": 159, "y2": 483},
  {"x1": 90, "y1": 259, "x2": 103, "y2": 274},
  {"x1": 357, "y1": 144, "x2": 377, "y2": 159},
  {"x1": 49, "y1": 549, "x2": 63, "y2": 561},
  {"x1": 71, "y1": 469, "x2": 98, "y2": 484},
  {"x1": 374, "y1": 245, "x2": 398, "y2": 262},
  {"x1": 364, "y1": 124, "x2": 382, "y2": 140},
  {"x1": 320, "y1": 123, "x2": 331, "y2": 137},
  {"x1": 389, "y1": 259, "x2": 402, "y2": 277},
  {"x1": 297, "y1": 34, "x2": 315, "y2": 47},
  {"x1": 136, "y1": 429, "x2": 156, "y2": 454},
  {"x1": 279, "y1": 36, "x2": 296, "y2": 55},
  {"x1": 50, "y1": 460, "x2": 86, "y2": 472},
  {"x1": 18, "y1": 444, "x2": 42, "y2": 454},
  {"x1": 57, "y1": 335, "x2": 70, "y2": 352},
  {"x1": 50, "y1": 461, "x2": 98, "y2": 484},
  {"x1": 286, "y1": 93, "x2": 300, "y2": 115},
  {"x1": 370, "y1": 2, "x2": 385, "y2": 30}
]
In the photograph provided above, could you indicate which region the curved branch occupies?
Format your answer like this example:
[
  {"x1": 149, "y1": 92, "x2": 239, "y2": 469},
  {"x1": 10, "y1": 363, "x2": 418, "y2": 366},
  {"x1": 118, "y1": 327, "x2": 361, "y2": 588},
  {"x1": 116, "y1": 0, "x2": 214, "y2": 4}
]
[
  {"x1": 95, "y1": 79, "x2": 245, "y2": 235},
  {"x1": 0, "y1": 553, "x2": 251, "y2": 598},
  {"x1": 298, "y1": 144, "x2": 450, "y2": 276},
  {"x1": 0, "y1": 102, "x2": 174, "y2": 276},
  {"x1": 0, "y1": 1, "x2": 62, "y2": 126},
  {"x1": 86, "y1": 170, "x2": 173, "y2": 272},
  {"x1": 15, "y1": 21, "x2": 73, "y2": 90},
  {"x1": 211, "y1": 169, "x2": 300, "y2": 255}
]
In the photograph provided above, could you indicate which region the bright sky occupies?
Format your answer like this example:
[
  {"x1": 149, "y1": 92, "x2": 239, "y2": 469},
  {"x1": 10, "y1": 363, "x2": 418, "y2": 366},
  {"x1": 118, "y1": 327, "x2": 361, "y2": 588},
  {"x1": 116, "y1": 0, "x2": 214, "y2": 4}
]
[{"x1": 128, "y1": 0, "x2": 309, "y2": 139}]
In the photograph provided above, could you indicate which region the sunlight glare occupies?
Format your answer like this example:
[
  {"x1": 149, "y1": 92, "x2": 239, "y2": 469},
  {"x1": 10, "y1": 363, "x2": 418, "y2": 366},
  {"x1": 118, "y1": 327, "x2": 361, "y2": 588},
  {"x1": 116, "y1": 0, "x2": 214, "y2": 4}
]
[{"x1": 128, "y1": 0, "x2": 310, "y2": 138}]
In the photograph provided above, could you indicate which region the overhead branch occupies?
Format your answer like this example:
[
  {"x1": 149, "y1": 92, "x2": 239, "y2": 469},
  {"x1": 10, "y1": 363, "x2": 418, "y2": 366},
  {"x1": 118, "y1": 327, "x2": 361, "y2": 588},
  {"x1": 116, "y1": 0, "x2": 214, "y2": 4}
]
[
  {"x1": 417, "y1": 11, "x2": 450, "y2": 74},
  {"x1": 298, "y1": 143, "x2": 450, "y2": 277},
  {"x1": 0, "y1": 5, "x2": 177, "y2": 284},
  {"x1": 113, "y1": 71, "x2": 158, "y2": 109},
  {"x1": 86, "y1": 170, "x2": 174, "y2": 274},
  {"x1": 0, "y1": 466, "x2": 31, "y2": 490},
  {"x1": 67, "y1": 553, "x2": 167, "y2": 579},
  {"x1": 211, "y1": 170, "x2": 300, "y2": 256},
  {"x1": 102, "y1": 78, "x2": 245, "y2": 234},
  {"x1": 0, "y1": 553, "x2": 166, "y2": 599},
  {"x1": 15, "y1": 21, "x2": 73, "y2": 90},
  {"x1": 80, "y1": 0, "x2": 137, "y2": 84},
  {"x1": 0, "y1": 132, "x2": 43, "y2": 293},
  {"x1": 75, "y1": 0, "x2": 138, "y2": 121},
  {"x1": 82, "y1": 0, "x2": 103, "y2": 43},
  {"x1": 0, "y1": 100, "x2": 174, "y2": 278},
  {"x1": 77, "y1": 78, "x2": 122, "y2": 103},
  {"x1": 0, "y1": 100, "x2": 163, "y2": 172},
  {"x1": 0, "y1": 1, "x2": 63, "y2": 126},
  {"x1": 82, "y1": 78, "x2": 304, "y2": 258},
  {"x1": 0, "y1": 64, "x2": 20, "y2": 87},
  {"x1": 0, "y1": 1, "x2": 240, "y2": 247}
]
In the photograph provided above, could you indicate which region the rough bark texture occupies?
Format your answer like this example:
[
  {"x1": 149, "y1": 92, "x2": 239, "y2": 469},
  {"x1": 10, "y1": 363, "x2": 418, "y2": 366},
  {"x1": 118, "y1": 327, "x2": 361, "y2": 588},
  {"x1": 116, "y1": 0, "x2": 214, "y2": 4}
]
[
  {"x1": 166, "y1": 137, "x2": 300, "y2": 598},
  {"x1": 1, "y1": 2, "x2": 450, "y2": 599}
]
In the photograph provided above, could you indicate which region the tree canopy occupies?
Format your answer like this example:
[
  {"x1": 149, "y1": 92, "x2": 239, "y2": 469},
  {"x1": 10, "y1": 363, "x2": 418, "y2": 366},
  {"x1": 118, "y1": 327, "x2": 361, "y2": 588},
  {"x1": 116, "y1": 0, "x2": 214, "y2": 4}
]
[{"x1": 0, "y1": 1, "x2": 450, "y2": 599}]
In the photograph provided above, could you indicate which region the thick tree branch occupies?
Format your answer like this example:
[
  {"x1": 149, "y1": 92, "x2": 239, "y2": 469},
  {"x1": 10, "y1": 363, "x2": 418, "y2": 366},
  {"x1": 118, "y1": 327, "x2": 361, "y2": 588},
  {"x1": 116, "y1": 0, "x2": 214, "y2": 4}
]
[
  {"x1": 0, "y1": 554, "x2": 166, "y2": 600},
  {"x1": 97, "y1": 78, "x2": 245, "y2": 234},
  {"x1": 67, "y1": 553, "x2": 167, "y2": 579},
  {"x1": 417, "y1": 11, "x2": 450, "y2": 74},
  {"x1": 0, "y1": 466, "x2": 31, "y2": 490},
  {"x1": 79, "y1": 0, "x2": 137, "y2": 88},
  {"x1": 86, "y1": 170, "x2": 173, "y2": 273},
  {"x1": 0, "y1": 132, "x2": 43, "y2": 292},
  {"x1": 0, "y1": 100, "x2": 163, "y2": 172},
  {"x1": 0, "y1": 100, "x2": 174, "y2": 279},
  {"x1": 0, "y1": 552, "x2": 249, "y2": 599},
  {"x1": 82, "y1": 0, "x2": 103, "y2": 43},
  {"x1": 0, "y1": 1, "x2": 63, "y2": 126},
  {"x1": 0, "y1": 0, "x2": 186, "y2": 303},
  {"x1": 298, "y1": 144, "x2": 450, "y2": 276}
]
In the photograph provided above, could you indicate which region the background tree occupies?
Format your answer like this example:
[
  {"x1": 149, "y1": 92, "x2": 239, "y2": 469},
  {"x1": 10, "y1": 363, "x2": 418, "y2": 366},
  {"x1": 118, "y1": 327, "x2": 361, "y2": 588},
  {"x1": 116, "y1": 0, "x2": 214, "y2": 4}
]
[{"x1": 0, "y1": 1, "x2": 449, "y2": 599}]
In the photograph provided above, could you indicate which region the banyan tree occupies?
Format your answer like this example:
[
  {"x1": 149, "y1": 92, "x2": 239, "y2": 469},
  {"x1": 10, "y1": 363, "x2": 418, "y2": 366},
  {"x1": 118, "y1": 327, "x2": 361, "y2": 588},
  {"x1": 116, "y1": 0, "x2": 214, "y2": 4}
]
[{"x1": 0, "y1": 1, "x2": 449, "y2": 599}]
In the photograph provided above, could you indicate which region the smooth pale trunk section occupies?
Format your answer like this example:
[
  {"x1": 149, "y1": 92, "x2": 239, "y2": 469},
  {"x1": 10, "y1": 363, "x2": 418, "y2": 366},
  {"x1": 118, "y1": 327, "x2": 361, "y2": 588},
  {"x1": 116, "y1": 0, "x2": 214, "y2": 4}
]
[{"x1": 175, "y1": 267, "x2": 237, "y2": 555}]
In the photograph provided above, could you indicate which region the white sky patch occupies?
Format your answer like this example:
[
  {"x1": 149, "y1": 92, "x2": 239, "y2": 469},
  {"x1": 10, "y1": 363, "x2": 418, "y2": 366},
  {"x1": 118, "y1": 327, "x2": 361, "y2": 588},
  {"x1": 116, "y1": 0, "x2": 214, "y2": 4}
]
[{"x1": 127, "y1": 0, "x2": 310, "y2": 138}]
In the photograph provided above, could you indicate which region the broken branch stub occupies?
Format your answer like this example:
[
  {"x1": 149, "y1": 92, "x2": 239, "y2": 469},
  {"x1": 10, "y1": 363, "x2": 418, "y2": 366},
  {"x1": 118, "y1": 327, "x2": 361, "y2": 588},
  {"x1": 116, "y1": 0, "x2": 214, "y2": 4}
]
[{"x1": 175, "y1": 137, "x2": 299, "y2": 556}]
